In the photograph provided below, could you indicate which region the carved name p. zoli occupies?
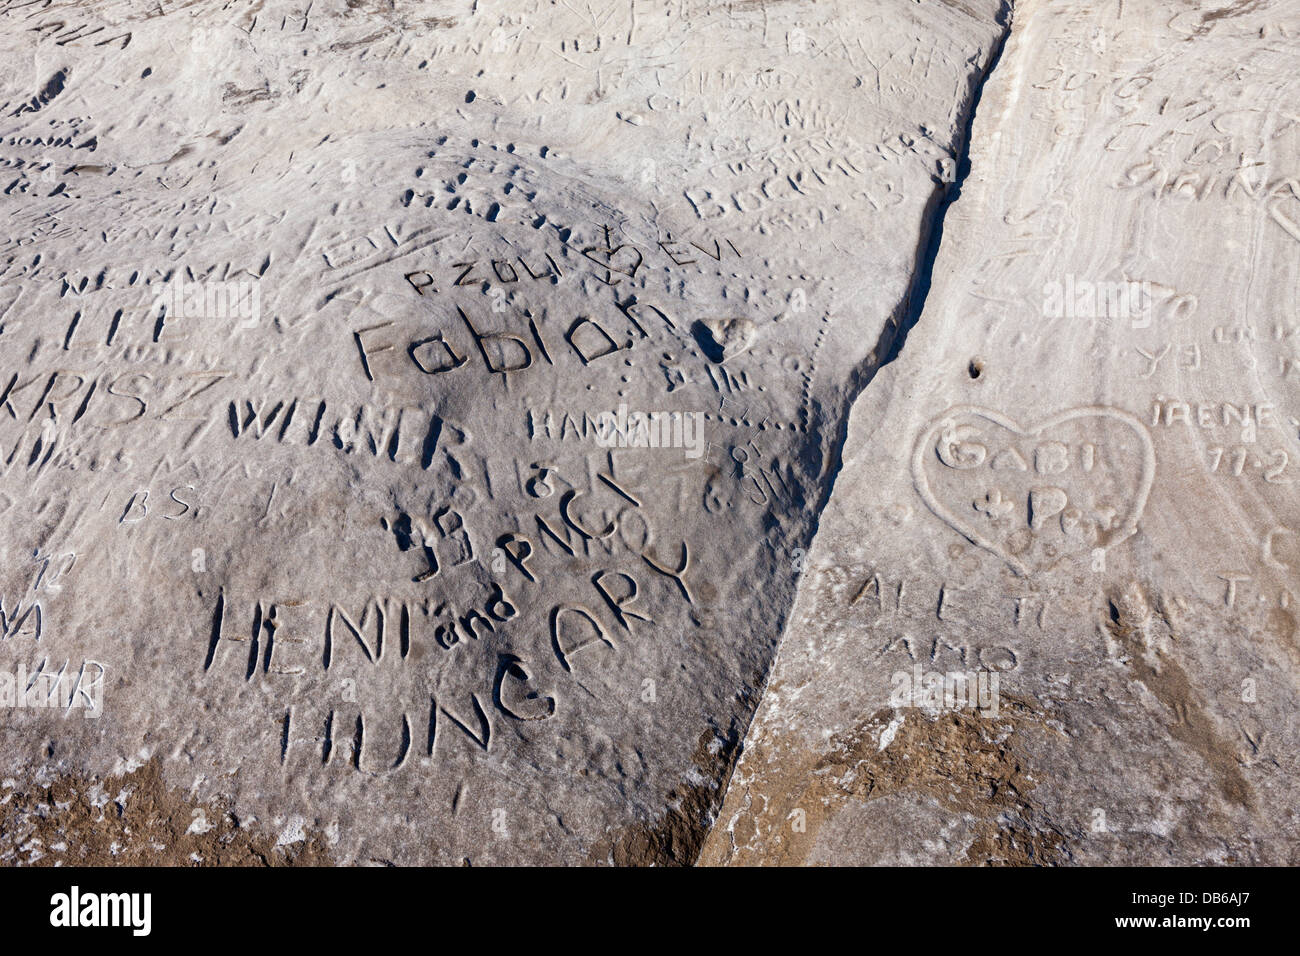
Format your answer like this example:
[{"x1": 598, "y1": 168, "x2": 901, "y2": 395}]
[{"x1": 912, "y1": 406, "x2": 1155, "y2": 575}]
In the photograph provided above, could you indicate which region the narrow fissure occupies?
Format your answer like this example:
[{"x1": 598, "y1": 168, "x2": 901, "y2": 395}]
[
  {"x1": 881, "y1": 0, "x2": 1017, "y2": 369},
  {"x1": 691, "y1": 0, "x2": 1019, "y2": 863}
]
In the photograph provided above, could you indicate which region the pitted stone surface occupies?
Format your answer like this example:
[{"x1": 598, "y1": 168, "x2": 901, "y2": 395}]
[
  {"x1": 703, "y1": 0, "x2": 1300, "y2": 866},
  {"x1": 4, "y1": 0, "x2": 1292, "y2": 867},
  {"x1": 0, "y1": 0, "x2": 1007, "y2": 864}
]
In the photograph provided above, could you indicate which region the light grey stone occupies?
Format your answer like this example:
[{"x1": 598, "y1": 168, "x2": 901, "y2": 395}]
[
  {"x1": 704, "y1": 0, "x2": 1300, "y2": 866},
  {"x1": 0, "y1": 0, "x2": 1007, "y2": 864}
]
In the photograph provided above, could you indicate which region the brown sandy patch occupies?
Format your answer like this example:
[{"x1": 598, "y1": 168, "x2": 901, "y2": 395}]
[
  {"x1": 0, "y1": 759, "x2": 332, "y2": 866},
  {"x1": 700, "y1": 695, "x2": 1071, "y2": 866}
]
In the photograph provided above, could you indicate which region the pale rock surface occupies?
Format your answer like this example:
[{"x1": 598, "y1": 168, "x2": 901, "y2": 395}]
[
  {"x1": 0, "y1": 0, "x2": 1008, "y2": 864},
  {"x1": 7, "y1": 0, "x2": 1288, "y2": 869},
  {"x1": 704, "y1": 0, "x2": 1300, "y2": 866}
]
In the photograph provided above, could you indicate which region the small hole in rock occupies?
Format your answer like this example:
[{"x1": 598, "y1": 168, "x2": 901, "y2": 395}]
[{"x1": 968, "y1": 359, "x2": 983, "y2": 380}]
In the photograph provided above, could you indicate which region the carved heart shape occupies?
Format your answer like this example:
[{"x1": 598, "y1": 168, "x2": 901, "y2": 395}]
[
  {"x1": 911, "y1": 406, "x2": 1155, "y2": 575},
  {"x1": 579, "y1": 242, "x2": 644, "y2": 284}
]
